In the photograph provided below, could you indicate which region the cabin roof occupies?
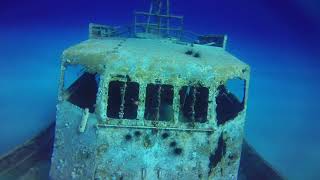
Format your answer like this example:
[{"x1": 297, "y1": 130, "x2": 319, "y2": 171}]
[{"x1": 62, "y1": 38, "x2": 249, "y2": 82}]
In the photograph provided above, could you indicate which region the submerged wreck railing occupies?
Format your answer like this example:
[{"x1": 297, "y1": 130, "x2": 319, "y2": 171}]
[{"x1": 89, "y1": 23, "x2": 227, "y2": 49}]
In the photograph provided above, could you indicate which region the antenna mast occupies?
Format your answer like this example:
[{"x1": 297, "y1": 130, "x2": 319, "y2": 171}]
[
  {"x1": 146, "y1": 0, "x2": 170, "y2": 34},
  {"x1": 134, "y1": 0, "x2": 184, "y2": 39}
]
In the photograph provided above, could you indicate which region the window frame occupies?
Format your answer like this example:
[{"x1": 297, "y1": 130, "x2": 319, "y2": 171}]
[{"x1": 101, "y1": 76, "x2": 215, "y2": 129}]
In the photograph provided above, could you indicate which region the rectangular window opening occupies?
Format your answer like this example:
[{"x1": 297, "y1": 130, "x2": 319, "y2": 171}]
[
  {"x1": 216, "y1": 78, "x2": 246, "y2": 125},
  {"x1": 179, "y1": 86, "x2": 209, "y2": 123},
  {"x1": 64, "y1": 67, "x2": 100, "y2": 113},
  {"x1": 144, "y1": 84, "x2": 174, "y2": 121},
  {"x1": 107, "y1": 80, "x2": 139, "y2": 119}
]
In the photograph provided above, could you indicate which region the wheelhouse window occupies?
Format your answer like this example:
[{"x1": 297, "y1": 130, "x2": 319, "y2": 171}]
[
  {"x1": 179, "y1": 85, "x2": 209, "y2": 123},
  {"x1": 144, "y1": 84, "x2": 174, "y2": 121},
  {"x1": 216, "y1": 78, "x2": 246, "y2": 125},
  {"x1": 63, "y1": 64, "x2": 99, "y2": 113},
  {"x1": 107, "y1": 80, "x2": 139, "y2": 119}
]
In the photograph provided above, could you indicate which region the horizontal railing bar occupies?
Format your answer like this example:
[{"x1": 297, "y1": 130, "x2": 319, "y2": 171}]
[
  {"x1": 135, "y1": 25, "x2": 183, "y2": 31},
  {"x1": 97, "y1": 124, "x2": 214, "y2": 132},
  {"x1": 134, "y1": 11, "x2": 183, "y2": 19}
]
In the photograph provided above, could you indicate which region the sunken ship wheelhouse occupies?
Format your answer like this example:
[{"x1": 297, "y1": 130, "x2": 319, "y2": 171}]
[{"x1": 50, "y1": 1, "x2": 250, "y2": 179}]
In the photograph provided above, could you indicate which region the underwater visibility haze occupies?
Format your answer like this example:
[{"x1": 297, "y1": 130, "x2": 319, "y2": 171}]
[{"x1": 0, "y1": 0, "x2": 320, "y2": 179}]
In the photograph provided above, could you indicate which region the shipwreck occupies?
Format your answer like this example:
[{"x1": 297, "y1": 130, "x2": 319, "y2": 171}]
[
  {"x1": 51, "y1": 0, "x2": 250, "y2": 179},
  {"x1": 0, "y1": 1, "x2": 283, "y2": 180}
]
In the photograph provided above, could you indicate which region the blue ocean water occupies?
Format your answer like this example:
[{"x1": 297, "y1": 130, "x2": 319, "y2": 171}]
[{"x1": 0, "y1": 0, "x2": 319, "y2": 179}]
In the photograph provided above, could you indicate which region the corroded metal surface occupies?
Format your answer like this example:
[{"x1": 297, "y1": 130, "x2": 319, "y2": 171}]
[
  {"x1": 0, "y1": 123, "x2": 283, "y2": 180},
  {"x1": 49, "y1": 31, "x2": 251, "y2": 179}
]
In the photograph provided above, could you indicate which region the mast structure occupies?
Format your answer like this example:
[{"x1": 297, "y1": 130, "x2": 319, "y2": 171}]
[
  {"x1": 146, "y1": 0, "x2": 169, "y2": 34},
  {"x1": 134, "y1": 0, "x2": 184, "y2": 38}
]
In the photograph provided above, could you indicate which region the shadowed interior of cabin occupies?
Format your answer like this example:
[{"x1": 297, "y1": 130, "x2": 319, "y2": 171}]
[
  {"x1": 144, "y1": 84, "x2": 174, "y2": 121},
  {"x1": 65, "y1": 72, "x2": 99, "y2": 113},
  {"x1": 179, "y1": 86, "x2": 209, "y2": 123},
  {"x1": 107, "y1": 80, "x2": 139, "y2": 119},
  {"x1": 216, "y1": 79, "x2": 246, "y2": 125}
]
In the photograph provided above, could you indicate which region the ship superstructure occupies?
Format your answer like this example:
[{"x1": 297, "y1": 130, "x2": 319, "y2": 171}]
[{"x1": 50, "y1": 1, "x2": 250, "y2": 179}]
